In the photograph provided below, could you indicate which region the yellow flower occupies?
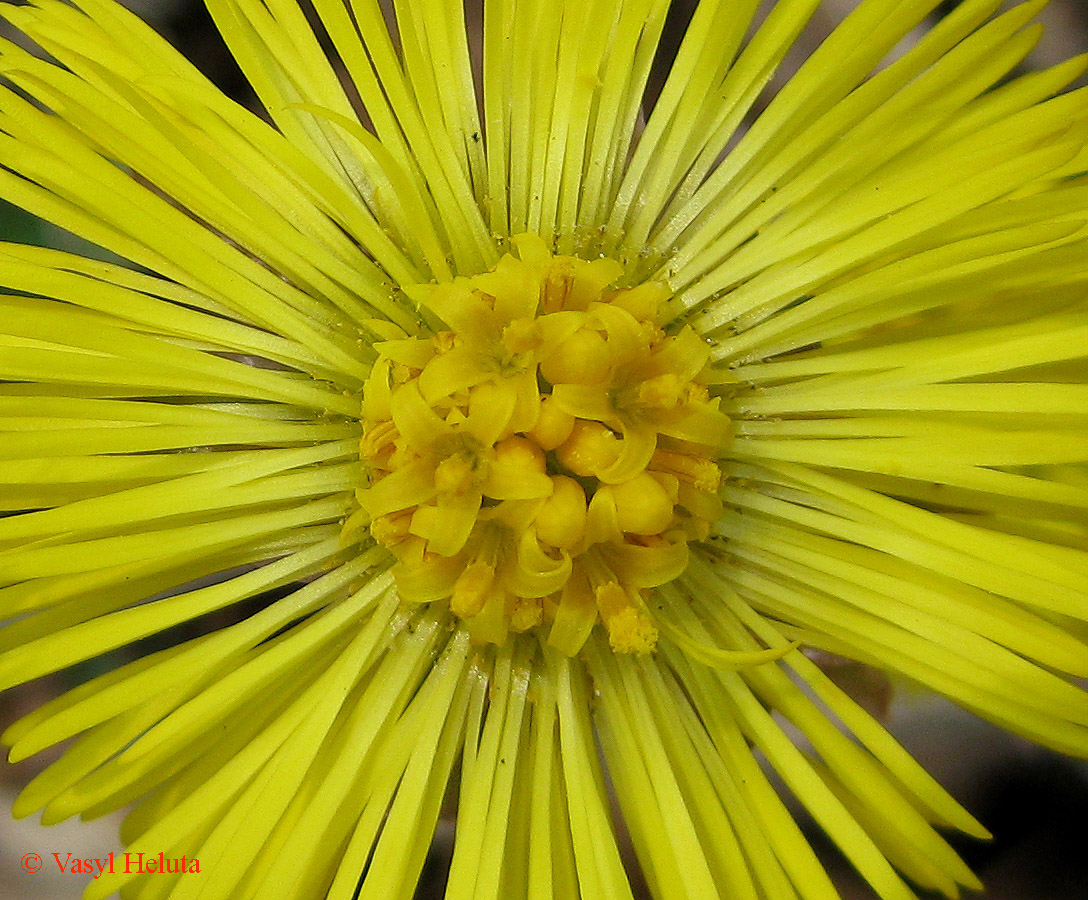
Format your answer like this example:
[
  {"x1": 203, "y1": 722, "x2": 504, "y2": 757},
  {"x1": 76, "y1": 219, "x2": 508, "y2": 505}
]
[{"x1": 1, "y1": 1, "x2": 1087, "y2": 899}]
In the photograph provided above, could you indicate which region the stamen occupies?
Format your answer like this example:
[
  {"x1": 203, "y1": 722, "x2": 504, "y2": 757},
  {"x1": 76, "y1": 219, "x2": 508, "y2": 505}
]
[
  {"x1": 433, "y1": 330, "x2": 458, "y2": 353},
  {"x1": 510, "y1": 595, "x2": 544, "y2": 632},
  {"x1": 651, "y1": 448, "x2": 723, "y2": 493},
  {"x1": 370, "y1": 511, "x2": 412, "y2": 548},
  {"x1": 450, "y1": 560, "x2": 496, "y2": 619},
  {"x1": 595, "y1": 582, "x2": 658, "y2": 656},
  {"x1": 502, "y1": 318, "x2": 543, "y2": 355},
  {"x1": 360, "y1": 419, "x2": 398, "y2": 460},
  {"x1": 636, "y1": 373, "x2": 685, "y2": 409}
]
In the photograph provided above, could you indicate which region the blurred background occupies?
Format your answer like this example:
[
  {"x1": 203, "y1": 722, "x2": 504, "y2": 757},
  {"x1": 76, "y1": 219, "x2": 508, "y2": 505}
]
[{"x1": 2, "y1": 0, "x2": 1088, "y2": 898}]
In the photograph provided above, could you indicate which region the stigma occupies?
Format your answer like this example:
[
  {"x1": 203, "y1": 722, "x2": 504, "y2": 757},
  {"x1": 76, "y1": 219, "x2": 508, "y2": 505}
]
[{"x1": 354, "y1": 235, "x2": 730, "y2": 656}]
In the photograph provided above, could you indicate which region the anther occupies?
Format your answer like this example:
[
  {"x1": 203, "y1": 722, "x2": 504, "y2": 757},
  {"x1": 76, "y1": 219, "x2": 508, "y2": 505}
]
[
  {"x1": 650, "y1": 448, "x2": 722, "y2": 493},
  {"x1": 360, "y1": 420, "x2": 398, "y2": 460},
  {"x1": 502, "y1": 318, "x2": 543, "y2": 355},
  {"x1": 510, "y1": 595, "x2": 544, "y2": 632},
  {"x1": 433, "y1": 331, "x2": 458, "y2": 353},
  {"x1": 370, "y1": 511, "x2": 413, "y2": 547},
  {"x1": 595, "y1": 582, "x2": 658, "y2": 655},
  {"x1": 636, "y1": 373, "x2": 685, "y2": 409},
  {"x1": 542, "y1": 263, "x2": 575, "y2": 313}
]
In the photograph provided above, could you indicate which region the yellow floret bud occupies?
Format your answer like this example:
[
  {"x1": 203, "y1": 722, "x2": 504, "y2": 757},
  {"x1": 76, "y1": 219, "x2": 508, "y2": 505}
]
[
  {"x1": 494, "y1": 435, "x2": 547, "y2": 475},
  {"x1": 450, "y1": 560, "x2": 495, "y2": 619},
  {"x1": 527, "y1": 396, "x2": 576, "y2": 450},
  {"x1": 534, "y1": 476, "x2": 588, "y2": 549},
  {"x1": 540, "y1": 328, "x2": 611, "y2": 384},
  {"x1": 605, "y1": 472, "x2": 674, "y2": 536},
  {"x1": 650, "y1": 471, "x2": 680, "y2": 504},
  {"x1": 556, "y1": 420, "x2": 620, "y2": 478}
]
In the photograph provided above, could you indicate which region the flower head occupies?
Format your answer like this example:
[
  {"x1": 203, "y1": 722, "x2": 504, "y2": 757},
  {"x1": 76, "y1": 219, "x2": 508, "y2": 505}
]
[
  {"x1": 357, "y1": 236, "x2": 729, "y2": 653},
  {"x1": 1, "y1": 1, "x2": 1087, "y2": 899}
]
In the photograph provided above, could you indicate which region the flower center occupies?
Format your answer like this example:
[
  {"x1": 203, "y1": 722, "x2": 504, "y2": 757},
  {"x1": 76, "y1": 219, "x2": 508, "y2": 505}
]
[{"x1": 355, "y1": 235, "x2": 730, "y2": 655}]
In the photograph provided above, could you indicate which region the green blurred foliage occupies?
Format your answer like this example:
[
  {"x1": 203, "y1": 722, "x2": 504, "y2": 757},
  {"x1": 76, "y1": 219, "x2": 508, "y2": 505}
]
[{"x1": 0, "y1": 198, "x2": 44, "y2": 246}]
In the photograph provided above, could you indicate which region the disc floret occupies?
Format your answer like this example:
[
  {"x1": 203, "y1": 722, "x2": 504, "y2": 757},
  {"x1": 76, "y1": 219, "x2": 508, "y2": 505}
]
[{"x1": 356, "y1": 235, "x2": 730, "y2": 655}]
